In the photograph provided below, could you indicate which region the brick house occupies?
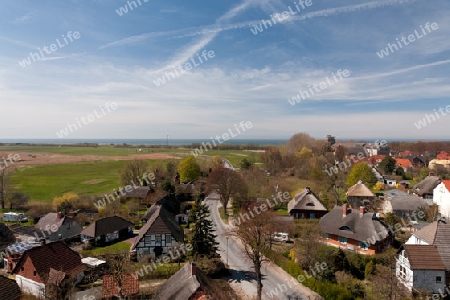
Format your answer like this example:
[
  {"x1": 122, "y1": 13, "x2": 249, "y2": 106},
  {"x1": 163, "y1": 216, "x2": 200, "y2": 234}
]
[
  {"x1": 12, "y1": 241, "x2": 85, "y2": 298},
  {"x1": 319, "y1": 204, "x2": 394, "y2": 255}
]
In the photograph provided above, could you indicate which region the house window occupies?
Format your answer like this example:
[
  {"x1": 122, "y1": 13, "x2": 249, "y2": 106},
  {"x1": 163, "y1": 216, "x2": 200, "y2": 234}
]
[
  {"x1": 21, "y1": 267, "x2": 24, "y2": 272},
  {"x1": 436, "y1": 276, "x2": 442, "y2": 283},
  {"x1": 338, "y1": 236, "x2": 347, "y2": 244},
  {"x1": 301, "y1": 213, "x2": 305, "y2": 218},
  {"x1": 310, "y1": 213, "x2": 315, "y2": 219},
  {"x1": 324, "y1": 233, "x2": 329, "y2": 240},
  {"x1": 33, "y1": 271, "x2": 36, "y2": 276},
  {"x1": 155, "y1": 234, "x2": 162, "y2": 243},
  {"x1": 358, "y1": 241, "x2": 368, "y2": 250},
  {"x1": 165, "y1": 235, "x2": 171, "y2": 244}
]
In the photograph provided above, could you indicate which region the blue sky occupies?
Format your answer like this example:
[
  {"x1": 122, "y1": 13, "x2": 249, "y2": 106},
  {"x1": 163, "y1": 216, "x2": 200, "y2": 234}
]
[{"x1": 1, "y1": 0, "x2": 449, "y2": 140}]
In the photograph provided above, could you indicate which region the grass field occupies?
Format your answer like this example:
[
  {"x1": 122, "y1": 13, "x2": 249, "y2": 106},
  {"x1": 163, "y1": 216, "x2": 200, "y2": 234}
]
[
  {"x1": 10, "y1": 160, "x2": 128, "y2": 201},
  {"x1": 4, "y1": 145, "x2": 262, "y2": 202}
]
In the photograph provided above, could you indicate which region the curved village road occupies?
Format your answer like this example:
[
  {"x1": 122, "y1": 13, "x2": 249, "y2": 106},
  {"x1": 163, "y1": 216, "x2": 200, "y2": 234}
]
[{"x1": 205, "y1": 195, "x2": 321, "y2": 300}]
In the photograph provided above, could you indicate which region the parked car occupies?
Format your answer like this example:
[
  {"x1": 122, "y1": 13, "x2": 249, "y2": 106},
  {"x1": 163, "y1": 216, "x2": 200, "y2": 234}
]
[
  {"x1": 3, "y1": 212, "x2": 28, "y2": 222},
  {"x1": 272, "y1": 232, "x2": 289, "y2": 242}
]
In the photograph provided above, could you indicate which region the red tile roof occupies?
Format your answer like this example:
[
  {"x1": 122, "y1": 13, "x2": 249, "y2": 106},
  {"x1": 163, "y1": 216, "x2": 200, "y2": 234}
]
[
  {"x1": 441, "y1": 180, "x2": 450, "y2": 193},
  {"x1": 395, "y1": 158, "x2": 412, "y2": 169},
  {"x1": 437, "y1": 152, "x2": 450, "y2": 160},
  {"x1": 102, "y1": 274, "x2": 139, "y2": 298}
]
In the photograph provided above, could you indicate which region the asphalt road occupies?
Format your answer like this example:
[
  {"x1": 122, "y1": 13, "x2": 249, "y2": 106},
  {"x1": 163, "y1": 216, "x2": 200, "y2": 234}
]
[{"x1": 205, "y1": 195, "x2": 310, "y2": 300}]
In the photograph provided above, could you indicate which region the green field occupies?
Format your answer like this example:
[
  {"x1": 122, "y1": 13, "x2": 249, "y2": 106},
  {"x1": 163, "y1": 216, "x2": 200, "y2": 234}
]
[
  {"x1": 4, "y1": 145, "x2": 260, "y2": 202},
  {"x1": 10, "y1": 160, "x2": 128, "y2": 201}
]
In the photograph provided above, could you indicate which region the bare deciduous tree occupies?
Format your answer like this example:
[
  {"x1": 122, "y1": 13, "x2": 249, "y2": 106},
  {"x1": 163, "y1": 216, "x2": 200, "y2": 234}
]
[
  {"x1": 231, "y1": 207, "x2": 272, "y2": 300},
  {"x1": 207, "y1": 167, "x2": 247, "y2": 214},
  {"x1": 120, "y1": 159, "x2": 149, "y2": 186}
]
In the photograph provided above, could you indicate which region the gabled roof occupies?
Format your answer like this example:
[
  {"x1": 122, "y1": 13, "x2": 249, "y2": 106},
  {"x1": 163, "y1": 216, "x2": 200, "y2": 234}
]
[
  {"x1": 80, "y1": 215, "x2": 134, "y2": 238},
  {"x1": 0, "y1": 276, "x2": 22, "y2": 300},
  {"x1": 155, "y1": 263, "x2": 212, "y2": 300},
  {"x1": 346, "y1": 181, "x2": 376, "y2": 198},
  {"x1": 439, "y1": 180, "x2": 450, "y2": 193},
  {"x1": 404, "y1": 245, "x2": 446, "y2": 270},
  {"x1": 319, "y1": 206, "x2": 390, "y2": 245},
  {"x1": 388, "y1": 194, "x2": 428, "y2": 211},
  {"x1": 411, "y1": 221, "x2": 450, "y2": 270},
  {"x1": 288, "y1": 188, "x2": 327, "y2": 213},
  {"x1": 35, "y1": 213, "x2": 65, "y2": 230},
  {"x1": 413, "y1": 176, "x2": 441, "y2": 196},
  {"x1": 395, "y1": 158, "x2": 413, "y2": 169},
  {"x1": 132, "y1": 205, "x2": 183, "y2": 250},
  {"x1": 12, "y1": 241, "x2": 85, "y2": 283},
  {"x1": 121, "y1": 186, "x2": 152, "y2": 199}
]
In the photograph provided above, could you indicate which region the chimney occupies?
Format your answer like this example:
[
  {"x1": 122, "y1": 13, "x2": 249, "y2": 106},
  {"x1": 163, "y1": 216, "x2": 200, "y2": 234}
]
[
  {"x1": 359, "y1": 206, "x2": 365, "y2": 215},
  {"x1": 40, "y1": 239, "x2": 46, "y2": 246},
  {"x1": 57, "y1": 212, "x2": 63, "y2": 219},
  {"x1": 429, "y1": 172, "x2": 435, "y2": 177},
  {"x1": 342, "y1": 204, "x2": 348, "y2": 217},
  {"x1": 191, "y1": 263, "x2": 196, "y2": 276},
  {"x1": 305, "y1": 186, "x2": 311, "y2": 193}
]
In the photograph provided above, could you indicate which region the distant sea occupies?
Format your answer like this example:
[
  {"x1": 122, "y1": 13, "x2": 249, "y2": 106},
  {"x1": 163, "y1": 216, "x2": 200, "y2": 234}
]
[{"x1": 0, "y1": 139, "x2": 288, "y2": 146}]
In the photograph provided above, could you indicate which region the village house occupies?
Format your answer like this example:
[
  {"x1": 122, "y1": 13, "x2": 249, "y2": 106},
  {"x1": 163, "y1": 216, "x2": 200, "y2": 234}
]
[
  {"x1": 395, "y1": 158, "x2": 413, "y2": 172},
  {"x1": 433, "y1": 180, "x2": 450, "y2": 219},
  {"x1": 413, "y1": 175, "x2": 441, "y2": 200},
  {"x1": 397, "y1": 245, "x2": 446, "y2": 294},
  {"x1": 80, "y1": 215, "x2": 134, "y2": 245},
  {"x1": 154, "y1": 263, "x2": 216, "y2": 300},
  {"x1": 346, "y1": 181, "x2": 376, "y2": 210},
  {"x1": 4, "y1": 241, "x2": 41, "y2": 274},
  {"x1": 287, "y1": 187, "x2": 328, "y2": 219},
  {"x1": 121, "y1": 186, "x2": 153, "y2": 205},
  {"x1": 319, "y1": 204, "x2": 393, "y2": 255},
  {"x1": 12, "y1": 241, "x2": 85, "y2": 298},
  {"x1": 131, "y1": 204, "x2": 184, "y2": 261},
  {"x1": 382, "y1": 193, "x2": 428, "y2": 218},
  {"x1": 397, "y1": 221, "x2": 450, "y2": 294},
  {"x1": 34, "y1": 212, "x2": 83, "y2": 242}
]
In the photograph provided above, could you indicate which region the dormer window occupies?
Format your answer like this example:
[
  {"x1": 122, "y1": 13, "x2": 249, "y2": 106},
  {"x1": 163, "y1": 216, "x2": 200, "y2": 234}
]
[
  {"x1": 339, "y1": 226, "x2": 352, "y2": 231},
  {"x1": 306, "y1": 203, "x2": 315, "y2": 206}
]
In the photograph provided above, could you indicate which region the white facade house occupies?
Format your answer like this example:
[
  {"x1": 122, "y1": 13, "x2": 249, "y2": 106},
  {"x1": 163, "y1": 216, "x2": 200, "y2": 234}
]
[
  {"x1": 131, "y1": 205, "x2": 184, "y2": 261},
  {"x1": 398, "y1": 221, "x2": 450, "y2": 295},
  {"x1": 433, "y1": 181, "x2": 450, "y2": 219},
  {"x1": 396, "y1": 245, "x2": 446, "y2": 294}
]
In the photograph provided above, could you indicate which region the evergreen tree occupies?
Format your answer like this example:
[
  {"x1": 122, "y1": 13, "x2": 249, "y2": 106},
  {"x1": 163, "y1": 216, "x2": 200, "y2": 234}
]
[{"x1": 190, "y1": 200, "x2": 219, "y2": 257}]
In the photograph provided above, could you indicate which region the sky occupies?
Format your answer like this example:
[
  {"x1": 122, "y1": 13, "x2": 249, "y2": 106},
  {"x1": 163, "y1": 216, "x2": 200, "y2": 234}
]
[{"x1": 1, "y1": 0, "x2": 449, "y2": 140}]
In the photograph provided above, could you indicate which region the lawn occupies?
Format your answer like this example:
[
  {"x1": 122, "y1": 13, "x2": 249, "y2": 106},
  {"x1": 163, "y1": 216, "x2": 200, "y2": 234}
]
[
  {"x1": 81, "y1": 241, "x2": 132, "y2": 257},
  {"x1": 10, "y1": 160, "x2": 130, "y2": 202}
]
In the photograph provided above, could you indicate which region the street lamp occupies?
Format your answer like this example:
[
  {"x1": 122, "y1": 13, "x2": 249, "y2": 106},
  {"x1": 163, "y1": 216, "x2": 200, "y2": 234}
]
[{"x1": 225, "y1": 235, "x2": 229, "y2": 265}]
